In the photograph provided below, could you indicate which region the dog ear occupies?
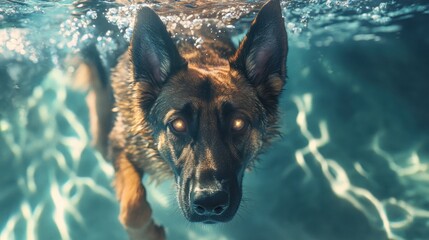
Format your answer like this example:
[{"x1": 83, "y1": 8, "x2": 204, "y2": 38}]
[
  {"x1": 131, "y1": 7, "x2": 187, "y2": 86},
  {"x1": 230, "y1": 0, "x2": 288, "y2": 97}
]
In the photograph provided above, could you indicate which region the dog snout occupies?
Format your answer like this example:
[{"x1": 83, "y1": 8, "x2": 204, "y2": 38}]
[{"x1": 191, "y1": 187, "x2": 230, "y2": 217}]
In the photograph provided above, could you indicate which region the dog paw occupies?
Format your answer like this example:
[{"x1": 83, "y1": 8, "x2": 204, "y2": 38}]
[
  {"x1": 144, "y1": 222, "x2": 166, "y2": 240},
  {"x1": 125, "y1": 220, "x2": 166, "y2": 240}
]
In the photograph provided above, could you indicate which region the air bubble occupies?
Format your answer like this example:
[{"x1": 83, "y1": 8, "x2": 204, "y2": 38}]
[{"x1": 86, "y1": 10, "x2": 97, "y2": 20}]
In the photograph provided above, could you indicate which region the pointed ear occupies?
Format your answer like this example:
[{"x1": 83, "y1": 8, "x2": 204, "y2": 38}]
[
  {"x1": 131, "y1": 7, "x2": 187, "y2": 86},
  {"x1": 230, "y1": 0, "x2": 288, "y2": 94}
]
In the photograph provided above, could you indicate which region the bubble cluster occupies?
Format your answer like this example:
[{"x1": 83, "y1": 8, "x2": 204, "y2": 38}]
[
  {"x1": 0, "y1": 29, "x2": 39, "y2": 63},
  {"x1": 283, "y1": 0, "x2": 429, "y2": 48}
]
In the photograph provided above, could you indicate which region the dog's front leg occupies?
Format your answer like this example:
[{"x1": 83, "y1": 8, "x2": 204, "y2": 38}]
[{"x1": 115, "y1": 152, "x2": 165, "y2": 240}]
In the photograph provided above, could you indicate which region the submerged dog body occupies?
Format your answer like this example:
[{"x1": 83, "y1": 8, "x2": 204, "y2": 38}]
[{"x1": 86, "y1": 0, "x2": 287, "y2": 238}]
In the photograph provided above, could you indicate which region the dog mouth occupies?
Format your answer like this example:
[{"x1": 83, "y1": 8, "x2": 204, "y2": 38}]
[{"x1": 202, "y1": 220, "x2": 217, "y2": 224}]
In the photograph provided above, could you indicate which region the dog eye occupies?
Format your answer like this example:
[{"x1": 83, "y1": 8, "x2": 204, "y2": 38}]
[
  {"x1": 231, "y1": 117, "x2": 247, "y2": 132},
  {"x1": 170, "y1": 118, "x2": 187, "y2": 133}
]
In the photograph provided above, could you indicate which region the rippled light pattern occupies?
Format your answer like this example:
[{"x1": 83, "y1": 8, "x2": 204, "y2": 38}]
[
  {"x1": 0, "y1": 69, "x2": 123, "y2": 240},
  {"x1": 289, "y1": 93, "x2": 429, "y2": 239}
]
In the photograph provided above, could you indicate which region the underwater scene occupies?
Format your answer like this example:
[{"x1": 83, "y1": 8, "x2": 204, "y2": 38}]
[{"x1": 1, "y1": 0, "x2": 429, "y2": 240}]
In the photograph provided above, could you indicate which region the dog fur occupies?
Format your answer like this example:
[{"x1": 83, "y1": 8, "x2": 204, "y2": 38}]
[{"x1": 79, "y1": 0, "x2": 288, "y2": 239}]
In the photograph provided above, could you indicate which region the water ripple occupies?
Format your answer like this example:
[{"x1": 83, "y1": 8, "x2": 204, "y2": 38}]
[
  {"x1": 292, "y1": 93, "x2": 429, "y2": 240},
  {"x1": 0, "y1": 69, "x2": 120, "y2": 240}
]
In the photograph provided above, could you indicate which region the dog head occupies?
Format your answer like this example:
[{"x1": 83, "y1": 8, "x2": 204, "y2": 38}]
[{"x1": 130, "y1": 0, "x2": 287, "y2": 223}]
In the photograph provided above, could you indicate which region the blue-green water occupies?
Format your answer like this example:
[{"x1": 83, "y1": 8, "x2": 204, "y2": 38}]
[{"x1": 1, "y1": 1, "x2": 429, "y2": 240}]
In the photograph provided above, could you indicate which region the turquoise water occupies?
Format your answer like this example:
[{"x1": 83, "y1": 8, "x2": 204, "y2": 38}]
[{"x1": 1, "y1": 0, "x2": 429, "y2": 240}]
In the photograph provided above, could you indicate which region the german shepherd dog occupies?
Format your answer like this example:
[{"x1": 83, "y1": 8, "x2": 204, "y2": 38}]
[{"x1": 79, "y1": 0, "x2": 287, "y2": 239}]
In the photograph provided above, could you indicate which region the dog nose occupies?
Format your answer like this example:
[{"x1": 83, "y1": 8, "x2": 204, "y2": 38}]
[{"x1": 191, "y1": 188, "x2": 229, "y2": 216}]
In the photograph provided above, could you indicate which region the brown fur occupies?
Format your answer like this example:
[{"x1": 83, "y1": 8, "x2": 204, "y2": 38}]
[
  {"x1": 115, "y1": 152, "x2": 165, "y2": 239},
  {"x1": 81, "y1": 0, "x2": 287, "y2": 239}
]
